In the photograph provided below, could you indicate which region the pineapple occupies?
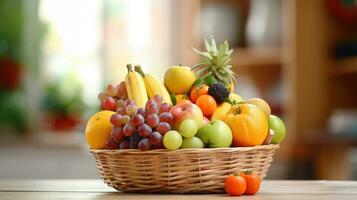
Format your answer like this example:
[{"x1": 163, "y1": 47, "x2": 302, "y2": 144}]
[{"x1": 192, "y1": 37, "x2": 236, "y2": 90}]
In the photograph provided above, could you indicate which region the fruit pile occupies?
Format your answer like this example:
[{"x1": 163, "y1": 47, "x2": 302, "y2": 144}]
[{"x1": 85, "y1": 38, "x2": 286, "y2": 151}]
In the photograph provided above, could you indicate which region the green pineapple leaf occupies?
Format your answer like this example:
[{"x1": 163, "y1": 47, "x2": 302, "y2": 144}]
[
  {"x1": 211, "y1": 36, "x2": 218, "y2": 52},
  {"x1": 204, "y1": 39, "x2": 211, "y2": 52}
]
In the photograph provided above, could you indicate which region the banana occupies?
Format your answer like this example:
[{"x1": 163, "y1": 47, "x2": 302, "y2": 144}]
[
  {"x1": 135, "y1": 65, "x2": 172, "y2": 105},
  {"x1": 125, "y1": 64, "x2": 148, "y2": 108}
]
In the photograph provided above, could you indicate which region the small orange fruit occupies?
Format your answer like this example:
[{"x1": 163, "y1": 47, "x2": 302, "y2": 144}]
[
  {"x1": 225, "y1": 175, "x2": 246, "y2": 196},
  {"x1": 85, "y1": 111, "x2": 115, "y2": 149},
  {"x1": 190, "y1": 84, "x2": 209, "y2": 103},
  {"x1": 195, "y1": 95, "x2": 217, "y2": 117}
]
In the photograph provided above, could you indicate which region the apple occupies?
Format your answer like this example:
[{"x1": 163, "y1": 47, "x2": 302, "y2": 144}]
[
  {"x1": 164, "y1": 66, "x2": 196, "y2": 94},
  {"x1": 202, "y1": 116, "x2": 210, "y2": 125},
  {"x1": 268, "y1": 115, "x2": 286, "y2": 144},
  {"x1": 181, "y1": 137, "x2": 204, "y2": 148},
  {"x1": 196, "y1": 120, "x2": 233, "y2": 148},
  {"x1": 179, "y1": 119, "x2": 198, "y2": 138},
  {"x1": 170, "y1": 102, "x2": 203, "y2": 130}
]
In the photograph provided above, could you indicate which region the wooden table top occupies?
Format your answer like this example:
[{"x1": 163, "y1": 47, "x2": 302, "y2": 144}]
[{"x1": 1, "y1": 179, "x2": 356, "y2": 200}]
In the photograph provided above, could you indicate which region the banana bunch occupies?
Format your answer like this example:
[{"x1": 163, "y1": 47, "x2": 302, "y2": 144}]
[
  {"x1": 125, "y1": 64, "x2": 148, "y2": 108},
  {"x1": 134, "y1": 65, "x2": 172, "y2": 105}
]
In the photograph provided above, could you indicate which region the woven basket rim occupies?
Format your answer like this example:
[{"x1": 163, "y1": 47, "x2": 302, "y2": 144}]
[{"x1": 90, "y1": 144, "x2": 279, "y2": 155}]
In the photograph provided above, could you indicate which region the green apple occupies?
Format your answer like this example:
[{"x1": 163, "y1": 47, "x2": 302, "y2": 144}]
[
  {"x1": 181, "y1": 137, "x2": 204, "y2": 148},
  {"x1": 196, "y1": 120, "x2": 232, "y2": 148},
  {"x1": 268, "y1": 115, "x2": 286, "y2": 144},
  {"x1": 163, "y1": 130, "x2": 183, "y2": 150},
  {"x1": 179, "y1": 119, "x2": 198, "y2": 138}
]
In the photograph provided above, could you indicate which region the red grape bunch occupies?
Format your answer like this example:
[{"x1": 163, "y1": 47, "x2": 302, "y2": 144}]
[
  {"x1": 98, "y1": 81, "x2": 128, "y2": 111},
  {"x1": 105, "y1": 95, "x2": 174, "y2": 151}
]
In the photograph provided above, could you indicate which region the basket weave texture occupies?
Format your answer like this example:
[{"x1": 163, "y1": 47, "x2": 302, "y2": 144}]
[{"x1": 91, "y1": 144, "x2": 279, "y2": 193}]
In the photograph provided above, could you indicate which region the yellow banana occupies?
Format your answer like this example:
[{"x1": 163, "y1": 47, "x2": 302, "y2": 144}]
[
  {"x1": 135, "y1": 65, "x2": 172, "y2": 105},
  {"x1": 125, "y1": 64, "x2": 148, "y2": 108}
]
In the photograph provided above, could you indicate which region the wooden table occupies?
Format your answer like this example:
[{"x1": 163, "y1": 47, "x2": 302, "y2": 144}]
[{"x1": 1, "y1": 180, "x2": 356, "y2": 200}]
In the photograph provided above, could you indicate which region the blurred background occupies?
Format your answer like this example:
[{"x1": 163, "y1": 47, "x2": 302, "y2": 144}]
[{"x1": 1, "y1": 0, "x2": 357, "y2": 180}]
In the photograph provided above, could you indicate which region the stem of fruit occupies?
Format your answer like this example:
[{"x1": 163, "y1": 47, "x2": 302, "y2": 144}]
[
  {"x1": 232, "y1": 104, "x2": 241, "y2": 115},
  {"x1": 127, "y1": 64, "x2": 133, "y2": 72},
  {"x1": 134, "y1": 65, "x2": 146, "y2": 77}
]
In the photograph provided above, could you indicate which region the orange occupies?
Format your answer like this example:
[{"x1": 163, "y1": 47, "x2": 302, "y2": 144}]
[
  {"x1": 225, "y1": 175, "x2": 246, "y2": 196},
  {"x1": 195, "y1": 95, "x2": 217, "y2": 117},
  {"x1": 240, "y1": 171, "x2": 261, "y2": 195},
  {"x1": 190, "y1": 84, "x2": 209, "y2": 103},
  {"x1": 85, "y1": 110, "x2": 116, "y2": 149}
]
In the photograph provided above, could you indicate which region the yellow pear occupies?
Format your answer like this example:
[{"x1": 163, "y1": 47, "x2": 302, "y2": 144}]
[{"x1": 246, "y1": 98, "x2": 271, "y2": 118}]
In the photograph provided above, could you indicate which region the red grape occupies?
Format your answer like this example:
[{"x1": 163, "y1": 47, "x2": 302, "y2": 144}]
[
  {"x1": 116, "y1": 107, "x2": 126, "y2": 115},
  {"x1": 120, "y1": 115, "x2": 131, "y2": 124},
  {"x1": 153, "y1": 95, "x2": 163, "y2": 105},
  {"x1": 111, "y1": 126, "x2": 125, "y2": 143},
  {"x1": 123, "y1": 122, "x2": 135, "y2": 136},
  {"x1": 106, "y1": 139, "x2": 118, "y2": 150},
  {"x1": 147, "y1": 102, "x2": 159, "y2": 115},
  {"x1": 110, "y1": 114, "x2": 123, "y2": 126},
  {"x1": 124, "y1": 99, "x2": 135, "y2": 107},
  {"x1": 151, "y1": 140, "x2": 164, "y2": 149},
  {"x1": 116, "y1": 99, "x2": 125, "y2": 109},
  {"x1": 137, "y1": 107, "x2": 147, "y2": 118},
  {"x1": 102, "y1": 97, "x2": 116, "y2": 111},
  {"x1": 126, "y1": 104, "x2": 137, "y2": 116},
  {"x1": 132, "y1": 114, "x2": 145, "y2": 126},
  {"x1": 138, "y1": 123, "x2": 152, "y2": 137},
  {"x1": 138, "y1": 138, "x2": 150, "y2": 151},
  {"x1": 145, "y1": 99, "x2": 155, "y2": 110},
  {"x1": 159, "y1": 112, "x2": 173, "y2": 123},
  {"x1": 159, "y1": 103, "x2": 171, "y2": 113},
  {"x1": 156, "y1": 122, "x2": 171, "y2": 134},
  {"x1": 149, "y1": 131, "x2": 162, "y2": 145},
  {"x1": 118, "y1": 81, "x2": 127, "y2": 97},
  {"x1": 107, "y1": 84, "x2": 118, "y2": 97},
  {"x1": 98, "y1": 92, "x2": 109, "y2": 101},
  {"x1": 119, "y1": 140, "x2": 130, "y2": 149},
  {"x1": 146, "y1": 114, "x2": 159, "y2": 128},
  {"x1": 130, "y1": 132, "x2": 141, "y2": 148}
]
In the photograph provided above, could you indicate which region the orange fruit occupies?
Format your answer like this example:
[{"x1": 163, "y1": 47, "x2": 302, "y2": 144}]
[
  {"x1": 223, "y1": 104, "x2": 268, "y2": 147},
  {"x1": 240, "y1": 171, "x2": 261, "y2": 195},
  {"x1": 195, "y1": 95, "x2": 217, "y2": 117},
  {"x1": 225, "y1": 175, "x2": 246, "y2": 196},
  {"x1": 190, "y1": 84, "x2": 209, "y2": 103},
  {"x1": 85, "y1": 110, "x2": 115, "y2": 149}
]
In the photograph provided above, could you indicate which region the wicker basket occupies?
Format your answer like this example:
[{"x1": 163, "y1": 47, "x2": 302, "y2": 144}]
[{"x1": 91, "y1": 144, "x2": 279, "y2": 193}]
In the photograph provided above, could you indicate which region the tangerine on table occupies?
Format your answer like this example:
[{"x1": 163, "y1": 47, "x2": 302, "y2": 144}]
[{"x1": 195, "y1": 95, "x2": 217, "y2": 117}]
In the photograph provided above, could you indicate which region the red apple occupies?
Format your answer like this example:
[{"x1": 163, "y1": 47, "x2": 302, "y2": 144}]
[
  {"x1": 202, "y1": 116, "x2": 210, "y2": 125},
  {"x1": 170, "y1": 102, "x2": 203, "y2": 130}
]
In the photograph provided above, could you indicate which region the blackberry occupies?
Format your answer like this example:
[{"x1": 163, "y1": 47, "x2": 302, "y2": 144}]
[{"x1": 208, "y1": 82, "x2": 229, "y2": 104}]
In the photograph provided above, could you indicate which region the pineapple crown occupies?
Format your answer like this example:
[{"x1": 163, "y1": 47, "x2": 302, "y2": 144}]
[{"x1": 192, "y1": 37, "x2": 237, "y2": 85}]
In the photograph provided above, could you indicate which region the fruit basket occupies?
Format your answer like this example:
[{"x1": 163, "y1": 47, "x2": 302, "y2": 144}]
[
  {"x1": 91, "y1": 144, "x2": 279, "y2": 193},
  {"x1": 86, "y1": 38, "x2": 286, "y2": 194}
]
